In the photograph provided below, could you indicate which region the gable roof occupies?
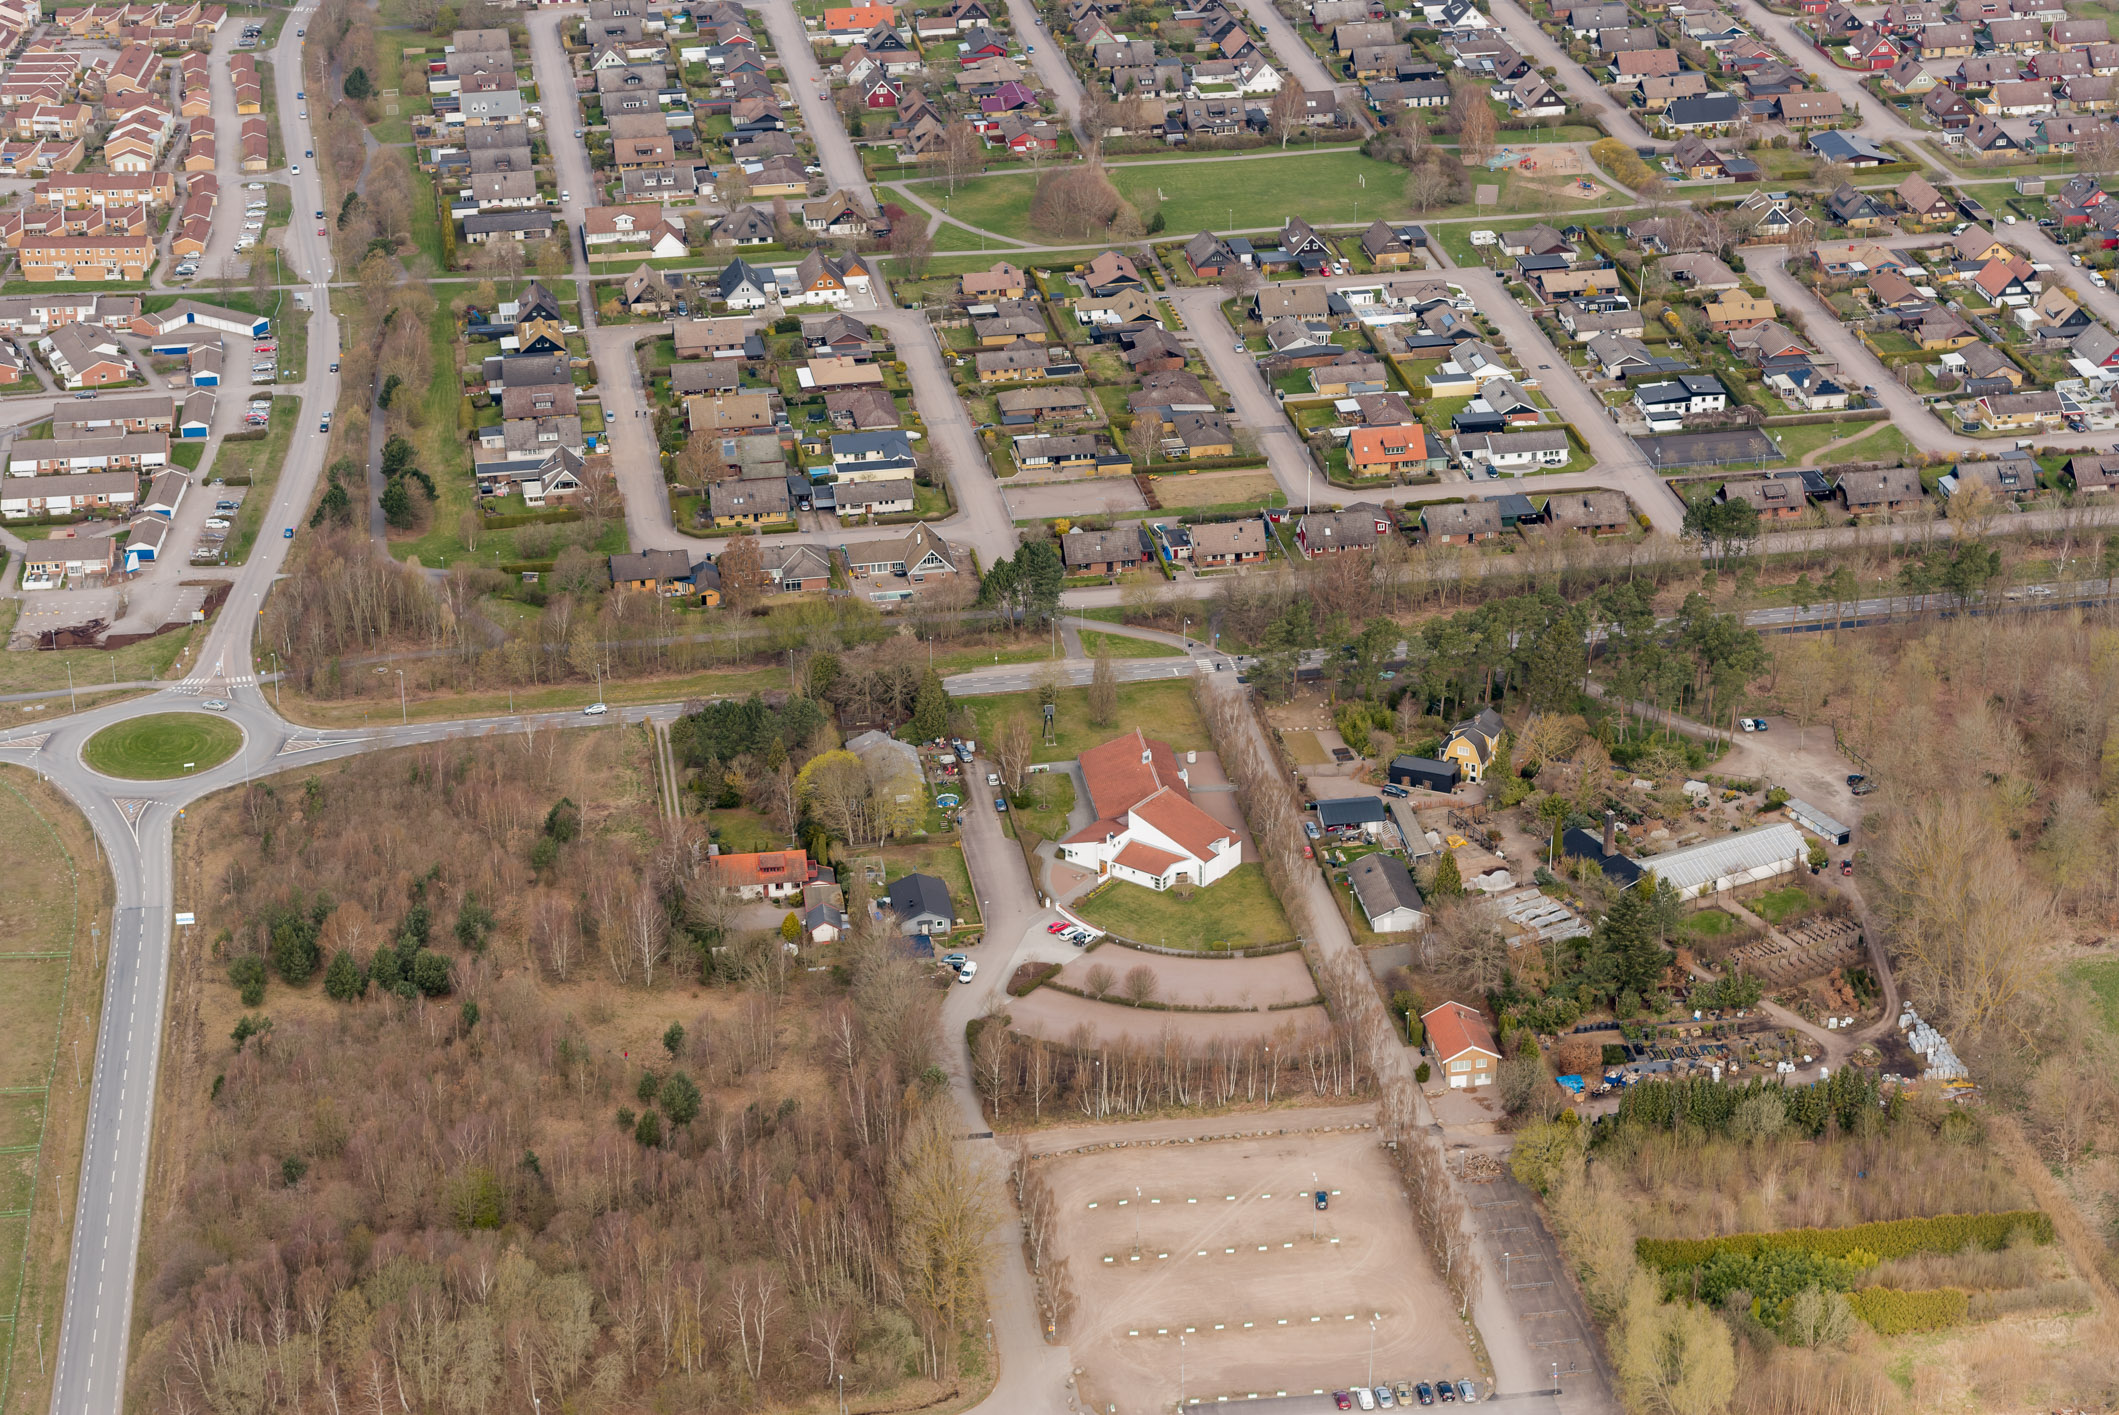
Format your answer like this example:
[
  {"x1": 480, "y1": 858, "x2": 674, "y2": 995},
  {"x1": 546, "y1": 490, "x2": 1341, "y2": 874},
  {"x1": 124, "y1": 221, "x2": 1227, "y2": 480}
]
[{"x1": 1421, "y1": 1000, "x2": 1500, "y2": 1061}]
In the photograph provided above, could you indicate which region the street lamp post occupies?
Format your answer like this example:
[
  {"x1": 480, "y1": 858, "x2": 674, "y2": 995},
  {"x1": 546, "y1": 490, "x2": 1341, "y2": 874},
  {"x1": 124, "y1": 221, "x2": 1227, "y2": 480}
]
[
  {"x1": 1179, "y1": 1333, "x2": 1186, "y2": 1411},
  {"x1": 1367, "y1": 1318, "x2": 1376, "y2": 1389},
  {"x1": 395, "y1": 668, "x2": 405, "y2": 725}
]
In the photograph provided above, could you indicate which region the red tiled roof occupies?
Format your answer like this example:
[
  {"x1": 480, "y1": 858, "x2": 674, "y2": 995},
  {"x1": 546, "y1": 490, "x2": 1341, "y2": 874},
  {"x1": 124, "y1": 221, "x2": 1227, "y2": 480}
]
[
  {"x1": 1132, "y1": 789, "x2": 1232, "y2": 862},
  {"x1": 1113, "y1": 839, "x2": 1185, "y2": 876},
  {"x1": 1077, "y1": 727, "x2": 1189, "y2": 819},
  {"x1": 1421, "y1": 1000, "x2": 1500, "y2": 1062},
  {"x1": 707, "y1": 848, "x2": 811, "y2": 887}
]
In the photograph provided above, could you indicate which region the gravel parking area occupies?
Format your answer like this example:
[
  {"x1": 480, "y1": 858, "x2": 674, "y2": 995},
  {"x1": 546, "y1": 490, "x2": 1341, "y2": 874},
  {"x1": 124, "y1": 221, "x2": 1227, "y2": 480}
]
[
  {"x1": 1054, "y1": 942, "x2": 1317, "y2": 1008},
  {"x1": 1041, "y1": 1124, "x2": 1474, "y2": 1415}
]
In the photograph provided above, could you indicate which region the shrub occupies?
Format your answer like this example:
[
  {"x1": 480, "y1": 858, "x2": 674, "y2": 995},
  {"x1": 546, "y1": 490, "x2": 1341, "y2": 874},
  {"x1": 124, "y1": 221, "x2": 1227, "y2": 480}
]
[
  {"x1": 1589, "y1": 137, "x2": 1657, "y2": 190},
  {"x1": 1415, "y1": 1062, "x2": 1431, "y2": 1083},
  {"x1": 229, "y1": 954, "x2": 267, "y2": 1006},
  {"x1": 1637, "y1": 1211, "x2": 2054, "y2": 1271},
  {"x1": 1845, "y1": 1286, "x2": 1969, "y2": 1335},
  {"x1": 1009, "y1": 961, "x2": 1061, "y2": 996}
]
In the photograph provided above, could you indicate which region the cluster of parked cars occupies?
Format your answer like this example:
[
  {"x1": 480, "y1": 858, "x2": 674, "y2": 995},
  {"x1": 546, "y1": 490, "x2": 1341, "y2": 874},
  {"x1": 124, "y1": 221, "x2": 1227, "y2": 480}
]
[
  {"x1": 1336, "y1": 1380, "x2": 1478, "y2": 1408},
  {"x1": 1737, "y1": 717, "x2": 1770, "y2": 733},
  {"x1": 244, "y1": 396, "x2": 272, "y2": 428},
  {"x1": 941, "y1": 952, "x2": 978, "y2": 984},
  {"x1": 1043, "y1": 921, "x2": 1096, "y2": 947}
]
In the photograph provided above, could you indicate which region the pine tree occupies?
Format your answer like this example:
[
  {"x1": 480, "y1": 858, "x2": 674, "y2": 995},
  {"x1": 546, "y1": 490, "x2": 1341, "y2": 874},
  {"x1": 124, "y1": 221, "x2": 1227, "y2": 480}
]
[
  {"x1": 322, "y1": 949, "x2": 366, "y2": 1001},
  {"x1": 911, "y1": 670, "x2": 949, "y2": 742},
  {"x1": 1431, "y1": 852, "x2": 1463, "y2": 898}
]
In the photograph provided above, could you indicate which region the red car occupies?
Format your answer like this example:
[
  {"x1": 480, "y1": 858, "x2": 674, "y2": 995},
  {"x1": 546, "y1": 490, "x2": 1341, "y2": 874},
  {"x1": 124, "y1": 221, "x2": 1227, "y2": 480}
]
[
  {"x1": 1840, "y1": 859, "x2": 1853, "y2": 876},
  {"x1": 1046, "y1": 921, "x2": 1068, "y2": 933},
  {"x1": 1334, "y1": 1396, "x2": 1353, "y2": 1411}
]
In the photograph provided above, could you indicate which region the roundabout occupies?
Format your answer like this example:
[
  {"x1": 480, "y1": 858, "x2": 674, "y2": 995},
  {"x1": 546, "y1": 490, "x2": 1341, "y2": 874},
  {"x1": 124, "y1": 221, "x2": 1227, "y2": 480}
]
[{"x1": 81, "y1": 712, "x2": 245, "y2": 780}]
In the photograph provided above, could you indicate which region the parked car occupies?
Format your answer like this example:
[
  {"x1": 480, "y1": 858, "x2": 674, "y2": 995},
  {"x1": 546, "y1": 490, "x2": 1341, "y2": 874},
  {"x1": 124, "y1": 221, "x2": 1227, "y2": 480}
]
[
  {"x1": 941, "y1": 953, "x2": 968, "y2": 969},
  {"x1": 955, "y1": 960, "x2": 978, "y2": 983},
  {"x1": 1303, "y1": 820, "x2": 1321, "y2": 840},
  {"x1": 1334, "y1": 1395, "x2": 1352, "y2": 1411},
  {"x1": 1380, "y1": 784, "x2": 1408, "y2": 798},
  {"x1": 1315, "y1": 1189, "x2": 1328, "y2": 1210},
  {"x1": 1456, "y1": 1381, "x2": 1478, "y2": 1404},
  {"x1": 1434, "y1": 1377, "x2": 1456, "y2": 1402},
  {"x1": 994, "y1": 797, "x2": 1007, "y2": 812},
  {"x1": 1840, "y1": 859, "x2": 1854, "y2": 877},
  {"x1": 1355, "y1": 1389, "x2": 1376, "y2": 1411},
  {"x1": 1393, "y1": 1383, "x2": 1415, "y2": 1407},
  {"x1": 1375, "y1": 1387, "x2": 1394, "y2": 1409},
  {"x1": 1414, "y1": 1386, "x2": 1434, "y2": 1408}
]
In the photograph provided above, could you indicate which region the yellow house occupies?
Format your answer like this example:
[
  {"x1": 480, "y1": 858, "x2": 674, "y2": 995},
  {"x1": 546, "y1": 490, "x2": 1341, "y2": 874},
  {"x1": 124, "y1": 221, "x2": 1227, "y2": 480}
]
[
  {"x1": 1702, "y1": 291, "x2": 1776, "y2": 332},
  {"x1": 1440, "y1": 706, "x2": 1505, "y2": 783}
]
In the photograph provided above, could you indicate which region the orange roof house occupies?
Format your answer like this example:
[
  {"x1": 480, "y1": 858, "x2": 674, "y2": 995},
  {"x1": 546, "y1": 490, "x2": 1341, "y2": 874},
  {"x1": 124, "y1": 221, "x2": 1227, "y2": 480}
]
[
  {"x1": 1058, "y1": 729, "x2": 1241, "y2": 891},
  {"x1": 1421, "y1": 1000, "x2": 1501, "y2": 1088},
  {"x1": 703, "y1": 848, "x2": 816, "y2": 901},
  {"x1": 1347, "y1": 423, "x2": 1435, "y2": 477},
  {"x1": 824, "y1": 3, "x2": 894, "y2": 34}
]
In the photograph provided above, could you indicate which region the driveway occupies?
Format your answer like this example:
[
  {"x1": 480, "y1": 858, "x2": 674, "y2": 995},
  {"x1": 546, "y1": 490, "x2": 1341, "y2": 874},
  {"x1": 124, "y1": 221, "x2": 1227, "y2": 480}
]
[
  {"x1": 525, "y1": 9, "x2": 595, "y2": 269},
  {"x1": 998, "y1": 0, "x2": 1086, "y2": 139},
  {"x1": 867, "y1": 304, "x2": 1021, "y2": 566},
  {"x1": 1224, "y1": 0, "x2": 1369, "y2": 131}
]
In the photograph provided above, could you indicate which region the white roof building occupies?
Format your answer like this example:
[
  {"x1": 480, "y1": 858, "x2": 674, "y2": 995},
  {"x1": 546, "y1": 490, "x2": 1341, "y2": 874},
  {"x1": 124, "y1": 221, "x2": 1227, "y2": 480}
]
[{"x1": 1634, "y1": 822, "x2": 1807, "y2": 901}]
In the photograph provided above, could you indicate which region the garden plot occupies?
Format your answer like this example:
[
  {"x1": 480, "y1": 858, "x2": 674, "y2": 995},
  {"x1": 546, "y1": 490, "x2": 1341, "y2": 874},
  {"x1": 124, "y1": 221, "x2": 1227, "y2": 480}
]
[{"x1": 1038, "y1": 1126, "x2": 1471, "y2": 1415}]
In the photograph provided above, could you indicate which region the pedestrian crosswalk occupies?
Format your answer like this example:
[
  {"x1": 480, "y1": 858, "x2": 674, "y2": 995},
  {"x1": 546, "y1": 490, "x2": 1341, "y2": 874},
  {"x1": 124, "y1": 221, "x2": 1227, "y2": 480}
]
[{"x1": 170, "y1": 675, "x2": 256, "y2": 696}]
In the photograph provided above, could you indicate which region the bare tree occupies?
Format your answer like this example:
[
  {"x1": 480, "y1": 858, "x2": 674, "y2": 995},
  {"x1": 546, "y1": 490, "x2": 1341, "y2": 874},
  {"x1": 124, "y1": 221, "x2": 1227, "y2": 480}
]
[
  {"x1": 1088, "y1": 649, "x2": 1118, "y2": 727},
  {"x1": 1083, "y1": 962, "x2": 1116, "y2": 998},
  {"x1": 996, "y1": 714, "x2": 1034, "y2": 791},
  {"x1": 943, "y1": 120, "x2": 986, "y2": 196},
  {"x1": 1268, "y1": 83, "x2": 1308, "y2": 149},
  {"x1": 1122, "y1": 964, "x2": 1158, "y2": 1005}
]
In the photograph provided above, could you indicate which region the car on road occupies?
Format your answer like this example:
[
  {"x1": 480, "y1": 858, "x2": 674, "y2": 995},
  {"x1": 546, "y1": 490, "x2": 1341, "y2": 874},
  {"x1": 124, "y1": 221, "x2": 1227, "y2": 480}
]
[
  {"x1": 300, "y1": 109, "x2": 307, "y2": 118},
  {"x1": 73, "y1": 390, "x2": 95, "y2": 399},
  {"x1": 1334, "y1": 1395, "x2": 1352, "y2": 1411},
  {"x1": 560, "y1": 190, "x2": 570, "y2": 202},
  {"x1": 318, "y1": 225, "x2": 327, "y2": 235},
  {"x1": 329, "y1": 361, "x2": 338, "y2": 372},
  {"x1": 1456, "y1": 1381, "x2": 1477, "y2": 1403},
  {"x1": 994, "y1": 796, "x2": 1007, "y2": 812},
  {"x1": 297, "y1": 91, "x2": 305, "y2": 99},
  {"x1": 202, "y1": 699, "x2": 230, "y2": 711},
  {"x1": 291, "y1": 164, "x2": 299, "y2": 173},
  {"x1": 582, "y1": 702, "x2": 608, "y2": 715},
  {"x1": 318, "y1": 413, "x2": 331, "y2": 432},
  {"x1": 1380, "y1": 783, "x2": 1408, "y2": 798},
  {"x1": 955, "y1": 960, "x2": 978, "y2": 983},
  {"x1": 1374, "y1": 1387, "x2": 1393, "y2": 1408},
  {"x1": 1315, "y1": 1189, "x2": 1328, "y2": 1209},
  {"x1": 296, "y1": 26, "x2": 304, "y2": 33},
  {"x1": 283, "y1": 527, "x2": 294, "y2": 538}
]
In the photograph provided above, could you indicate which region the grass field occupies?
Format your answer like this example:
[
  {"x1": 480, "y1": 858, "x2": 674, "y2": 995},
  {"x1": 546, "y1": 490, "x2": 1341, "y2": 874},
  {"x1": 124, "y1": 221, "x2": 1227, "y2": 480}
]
[
  {"x1": 2073, "y1": 957, "x2": 2119, "y2": 1034},
  {"x1": 1149, "y1": 470, "x2": 1282, "y2": 508},
  {"x1": 931, "y1": 642, "x2": 1055, "y2": 676},
  {"x1": 1770, "y1": 419, "x2": 1889, "y2": 464},
  {"x1": 963, "y1": 680, "x2": 1208, "y2": 763},
  {"x1": 1078, "y1": 630, "x2": 1184, "y2": 659},
  {"x1": 1685, "y1": 908, "x2": 1735, "y2": 938},
  {"x1": 1008, "y1": 769, "x2": 1077, "y2": 844},
  {"x1": 1832, "y1": 422, "x2": 1916, "y2": 466},
  {"x1": 0, "y1": 601, "x2": 197, "y2": 696},
  {"x1": 80, "y1": 712, "x2": 242, "y2": 779},
  {"x1": 1280, "y1": 729, "x2": 1331, "y2": 765},
  {"x1": 283, "y1": 662, "x2": 794, "y2": 728},
  {"x1": 0, "y1": 770, "x2": 103, "y2": 1415},
  {"x1": 1752, "y1": 885, "x2": 1815, "y2": 925},
  {"x1": 1076, "y1": 862, "x2": 1294, "y2": 950},
  {"x1": 218, "y1": 398, "x2": 299, "y2": 564}
]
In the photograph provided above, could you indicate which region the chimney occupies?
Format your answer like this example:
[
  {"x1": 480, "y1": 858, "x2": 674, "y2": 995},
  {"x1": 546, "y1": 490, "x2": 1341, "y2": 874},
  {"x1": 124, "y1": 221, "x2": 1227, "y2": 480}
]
[{"x1": 1603, "y1": 809, "x2": 1617, "y2": 857}]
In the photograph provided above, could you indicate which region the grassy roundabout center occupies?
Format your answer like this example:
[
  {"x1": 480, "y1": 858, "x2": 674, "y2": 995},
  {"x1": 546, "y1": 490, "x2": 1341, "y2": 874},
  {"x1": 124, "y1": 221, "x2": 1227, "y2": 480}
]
[{"x1": 82, "y1": 712, "x2": 243, "y2": 780}]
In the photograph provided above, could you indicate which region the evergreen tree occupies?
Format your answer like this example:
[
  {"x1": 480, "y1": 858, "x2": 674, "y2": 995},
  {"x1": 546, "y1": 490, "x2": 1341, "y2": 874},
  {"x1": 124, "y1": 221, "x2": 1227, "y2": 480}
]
[
  {"x1": 911, "y1": 670, "x2": 949, "y2": 741},
  {"x1": 1431, "y1": 852, "x2": 1463, "y2": 898},
  {"x1": 322, "y1": 949, "x2": 367, "y2": 1001},
  {"x1": 659, "y1": 1072, "x2": 702, "y2": 1126}
]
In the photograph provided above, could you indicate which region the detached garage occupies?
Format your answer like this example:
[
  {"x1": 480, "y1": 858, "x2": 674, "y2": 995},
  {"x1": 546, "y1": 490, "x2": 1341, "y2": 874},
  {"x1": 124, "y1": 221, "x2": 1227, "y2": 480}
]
[{"x1": 1388, "y1": 755, "x2": 1459, "y2": 793}]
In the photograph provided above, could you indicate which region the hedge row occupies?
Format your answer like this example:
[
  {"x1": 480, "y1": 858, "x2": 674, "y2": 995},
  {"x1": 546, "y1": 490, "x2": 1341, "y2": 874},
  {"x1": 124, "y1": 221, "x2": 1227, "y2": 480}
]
[
  {"x1": 1846, "y1": 1286, "x2": 1969, "y2": 1335},
  {"x1": 1637, "y1": 1211, "x2": 2053, "y2": 1270}
]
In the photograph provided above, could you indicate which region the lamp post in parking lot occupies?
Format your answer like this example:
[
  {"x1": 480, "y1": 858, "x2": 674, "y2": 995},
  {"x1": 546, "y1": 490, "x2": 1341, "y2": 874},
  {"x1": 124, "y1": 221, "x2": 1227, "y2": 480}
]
[{"x1": 1366, "y1": 1318, "x2": 1375, "y2": 1389}]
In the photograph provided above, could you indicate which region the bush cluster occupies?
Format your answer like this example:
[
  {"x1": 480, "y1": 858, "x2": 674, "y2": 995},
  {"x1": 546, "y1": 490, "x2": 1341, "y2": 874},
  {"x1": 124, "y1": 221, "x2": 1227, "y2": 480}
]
[{"x1": 1637, "y1": 1210, "x2": 2053, "y2": 1270}]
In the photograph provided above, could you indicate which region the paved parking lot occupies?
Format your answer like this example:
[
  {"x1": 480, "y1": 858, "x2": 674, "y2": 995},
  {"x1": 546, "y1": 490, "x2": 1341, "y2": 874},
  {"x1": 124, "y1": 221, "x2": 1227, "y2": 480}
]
[
  {"x1": 1005, "y1": 478, "x2": 1149, "y2": 521},
  {"x1": 1460, "y1": 1167, "x2": 1608, "y2": 1401}
]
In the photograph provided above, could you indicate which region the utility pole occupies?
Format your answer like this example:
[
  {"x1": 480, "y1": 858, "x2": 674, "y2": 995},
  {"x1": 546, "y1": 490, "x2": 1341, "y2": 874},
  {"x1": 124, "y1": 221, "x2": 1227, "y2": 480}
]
[
  {"x1": 1367, "y1": 1319, "x2": 1376, "y2": 1390},
  {"x1": 66, "y1": 660, "x2": 75, "y2": 714},
  {"x1": 396, "y1": 668, "x2": 406, "y2": 725}
]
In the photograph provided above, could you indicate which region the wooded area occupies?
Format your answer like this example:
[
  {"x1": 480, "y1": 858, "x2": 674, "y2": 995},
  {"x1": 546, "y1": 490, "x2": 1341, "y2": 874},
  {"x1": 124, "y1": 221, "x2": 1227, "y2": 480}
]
[{"x1": 134, "y1": 735, "x2": 995, "y2": 1413}]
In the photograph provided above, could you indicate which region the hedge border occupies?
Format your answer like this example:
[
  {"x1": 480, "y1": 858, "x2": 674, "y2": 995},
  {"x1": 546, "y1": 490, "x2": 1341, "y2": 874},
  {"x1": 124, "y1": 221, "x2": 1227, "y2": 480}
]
[{"x1": 1637, "y1": 1210, "x2": 2053, "y2": 1270}]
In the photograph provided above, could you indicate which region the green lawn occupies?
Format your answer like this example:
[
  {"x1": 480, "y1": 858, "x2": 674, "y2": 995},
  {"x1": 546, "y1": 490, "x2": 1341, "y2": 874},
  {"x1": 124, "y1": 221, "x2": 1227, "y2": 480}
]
[
  {"x1": 2072, "y1": 957, "x2": 2119, "y2": 1035},
  {"x1": 172, "y1": 442, "x2": 205, "y2": 470},
  {"x1": 1832, "y1": 422, "x2": 1915, "y2": 466},
  {"x1": 1768, "y1": 419, "x2": 1887, "y2": 464},
  {"x1": 931, "y1": 642, "x2": 1056, "y2": 675},
  {"x1": 1008, "y1": 770, "x2": 1076, "y2": 844},
  {"x1": 914, "y1": 149, "x2": 1555, "y2": 242},
  {"x1": 1078, "y1": 629, "x2": 1185, "y2": 659},
  {"x1": 0, "y1": 605, "x2": 195, "y2": 694},
  {"x1": 81, "y1": 712, "x2": 242, "y2": 779},
  {"x1": 1752, "y1": 886, "x2": 1815, "y2": 926},
  {"x1": 1076, "y1": 863, "x2": 1294, "y2": 950},
  {"x1": 218, "y1": 398, "x2": 299, "y2": 564},
  {"x1": 962, "y1": 680, "x2": 1208, "y2": 764},
  {"x1": 408, "y1": 167, "x2": 447, "y2": 274},
  {"x1": 1685, "y1": 908, "x2": 1735, "y2": 938}
]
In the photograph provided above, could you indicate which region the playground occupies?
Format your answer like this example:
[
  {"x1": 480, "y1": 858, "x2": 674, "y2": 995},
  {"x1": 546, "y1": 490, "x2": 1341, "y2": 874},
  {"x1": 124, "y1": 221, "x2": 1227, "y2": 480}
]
[{"x1": 1481, "y1": 144, "x2": 1610, "y2": 201}]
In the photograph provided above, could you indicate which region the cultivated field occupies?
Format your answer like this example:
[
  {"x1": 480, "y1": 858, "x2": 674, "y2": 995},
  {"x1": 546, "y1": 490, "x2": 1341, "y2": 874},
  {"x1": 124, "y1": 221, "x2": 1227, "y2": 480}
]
[{"x1": 1039, "y1": 1122, "x2": 1472, "y2": 1415}]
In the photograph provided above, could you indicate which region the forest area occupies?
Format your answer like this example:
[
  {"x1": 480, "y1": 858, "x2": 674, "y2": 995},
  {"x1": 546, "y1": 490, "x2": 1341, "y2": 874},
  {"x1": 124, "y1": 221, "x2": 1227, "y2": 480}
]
[{"x1": 134, "y1": 731, "x2": 997, "y2": 1415}]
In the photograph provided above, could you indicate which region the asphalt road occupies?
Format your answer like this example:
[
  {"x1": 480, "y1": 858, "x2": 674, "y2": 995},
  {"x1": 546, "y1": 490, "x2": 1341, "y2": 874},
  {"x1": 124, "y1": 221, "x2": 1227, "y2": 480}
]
[
  {"x1": 33, "y1": 2, "x2": 345, "y2": 1408},
  {"x1": 998, "y1": 0, "x2": 1087, "y2": 141},
  {"x1": 1485, "y1": 0, "x2": 1656, "y2": 149}
]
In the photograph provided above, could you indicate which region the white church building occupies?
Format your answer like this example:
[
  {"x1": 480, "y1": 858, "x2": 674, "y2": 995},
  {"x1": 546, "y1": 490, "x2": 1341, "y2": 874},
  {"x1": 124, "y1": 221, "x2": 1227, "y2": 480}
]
[{"x1": 1060, "y1": 729, "x2": 1242, "y2": 890}]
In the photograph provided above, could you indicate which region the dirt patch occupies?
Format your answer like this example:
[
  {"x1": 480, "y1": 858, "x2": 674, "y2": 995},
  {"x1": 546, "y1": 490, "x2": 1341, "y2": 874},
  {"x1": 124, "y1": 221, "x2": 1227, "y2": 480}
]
[
  {"x1": 1039, "y1": 1124, "x2": 1473, "y2": 1414},
  {"x1": 1007, "y1": 987, "x2": 1330, "y2": 1046},
  {"x1": 1148, "y1": 471, "x2": 1280, "y2": 509},
  {"x1": 1007, "y1": 478, "x2": 1150, "y2": 520},
  {"x1": 1054, "y1": 943, "x2": 1317, "y2": 1009}
]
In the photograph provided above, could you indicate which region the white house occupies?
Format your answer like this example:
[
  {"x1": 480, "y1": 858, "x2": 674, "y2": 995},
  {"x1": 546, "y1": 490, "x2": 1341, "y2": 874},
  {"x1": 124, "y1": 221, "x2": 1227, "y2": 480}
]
[
  {"x1": 1457, "y1": 428, "x2": 1569, "y2": 469},
  {"x1": 1058, "y1": 728, "x2": 1241, "y2": 891}
]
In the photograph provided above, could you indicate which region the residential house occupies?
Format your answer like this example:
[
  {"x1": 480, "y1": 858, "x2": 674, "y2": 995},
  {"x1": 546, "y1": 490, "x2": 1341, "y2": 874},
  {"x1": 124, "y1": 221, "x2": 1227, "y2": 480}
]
[
  {"x1": 1057, "y1": 728, "x2": 1241, "y2": 890},
  {"x1": 1835, "y1": 466, "x2": 1926, "y2": 512},
  {"x1": 1191, "y1": 519, "x2": 1267, "y2": 568}
]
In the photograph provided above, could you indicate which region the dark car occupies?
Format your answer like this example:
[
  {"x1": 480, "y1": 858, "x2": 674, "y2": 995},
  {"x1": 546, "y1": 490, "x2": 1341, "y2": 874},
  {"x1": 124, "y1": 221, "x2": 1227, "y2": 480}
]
[
  {"x1": 1435, "y1": 1379, "x2": 1456, "y2": 1402},
  {"x1": 1380, "y1": 784, "x2": 1408, "y2": 798},
  {"x1": 1315, "y1": 1189, "x2": 1329, "y2": 1210},
  {"x1": 1414, "y1": 1384, "x2": 1434, "y2": 1407},
  {"x1": 994, "y1": 797, "x2": 1008, "y2": 812}
]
